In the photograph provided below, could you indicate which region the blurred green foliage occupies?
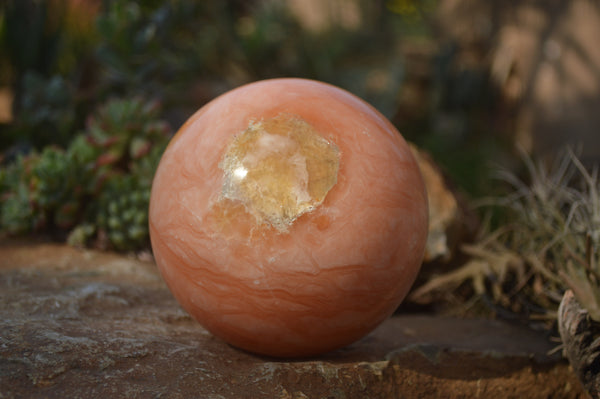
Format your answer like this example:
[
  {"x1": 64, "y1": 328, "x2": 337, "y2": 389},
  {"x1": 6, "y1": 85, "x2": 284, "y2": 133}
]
[
  {"x1": 0, "y1": 0, "x2": 504, "y2": 250},
  {"x1": 0, "y1": 0, "x2": 436, "y2": 148},
  {"x1": 0, "y1": 97, "x2": 170, "y2": 250}
]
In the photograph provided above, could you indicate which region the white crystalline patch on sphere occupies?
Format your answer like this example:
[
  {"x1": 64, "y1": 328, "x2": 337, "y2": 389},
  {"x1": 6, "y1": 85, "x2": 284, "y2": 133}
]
[
  {"x1": 219, "y1": 114, "x2": 340, "y2": 231},
  {"x1": 233, "y1": 166, "x2": 248, "y2": 180}
]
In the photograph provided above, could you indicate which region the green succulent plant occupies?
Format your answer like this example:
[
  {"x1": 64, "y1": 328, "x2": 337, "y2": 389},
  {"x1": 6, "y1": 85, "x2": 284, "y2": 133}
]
[
  {"x1": 94, "y1": 174, "x2": 151, "y2": 251},
  {"x1": 0, "y1": 155, "x2": 36, "y2": 234},
  {"x1": 0, "y1": 96, "x2": 170, "y2": 251},
  {"x1": 85, "y1": 97, "x2": 170, "y2": 169}
]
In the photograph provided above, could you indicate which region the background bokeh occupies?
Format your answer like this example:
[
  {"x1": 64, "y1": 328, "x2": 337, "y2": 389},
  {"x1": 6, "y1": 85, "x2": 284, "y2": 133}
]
[
  {"x1": 1, "y1": 0, "x2": 600, "y2": 252},
  {"x1": 3, "y1": 1, "x2": 600, "y2": 348},
  {"x1": 0, "y1": 0, "x2": 507, "y2": 194}
]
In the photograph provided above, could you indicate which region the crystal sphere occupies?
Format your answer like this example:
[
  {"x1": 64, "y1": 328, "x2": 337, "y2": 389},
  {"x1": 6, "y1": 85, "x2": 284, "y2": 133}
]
[{"x1": 149, "y1": 78, "x2": 428, "y2": 357}]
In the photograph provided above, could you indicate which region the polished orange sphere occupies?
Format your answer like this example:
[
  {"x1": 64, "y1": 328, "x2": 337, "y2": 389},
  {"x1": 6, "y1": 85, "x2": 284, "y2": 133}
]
[{"x1": 149, "y1": 78, "x2": 428, "y2": 357}]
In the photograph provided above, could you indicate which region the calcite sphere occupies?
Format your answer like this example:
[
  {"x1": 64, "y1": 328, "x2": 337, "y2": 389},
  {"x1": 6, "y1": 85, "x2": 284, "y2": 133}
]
[{"x1": 149, "y1": 78, "x2": 428, "y2": 357}]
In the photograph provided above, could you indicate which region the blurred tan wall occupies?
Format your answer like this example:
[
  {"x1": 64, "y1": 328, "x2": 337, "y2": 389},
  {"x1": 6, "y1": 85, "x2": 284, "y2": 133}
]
[
  {"x1": 438, "y1": 0, "x2": 600, "y2": 164},
  {"x1": 287, "y1": 0, "x2": 362, "y2": 33}
]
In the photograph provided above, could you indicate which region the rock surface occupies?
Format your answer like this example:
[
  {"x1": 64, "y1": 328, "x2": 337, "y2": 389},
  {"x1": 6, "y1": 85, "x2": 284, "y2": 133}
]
[
  {"x1": 559, "y1": 289, "x2": 600, "y2": 398},
  {"x1": 0, "y1": 240, "x2": 586, "y2": 398}
]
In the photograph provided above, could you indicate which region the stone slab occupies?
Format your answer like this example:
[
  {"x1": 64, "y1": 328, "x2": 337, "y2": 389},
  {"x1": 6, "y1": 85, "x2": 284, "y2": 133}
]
[{"x1": 0, "y1": 241, "x2": 586, "y2": 398}]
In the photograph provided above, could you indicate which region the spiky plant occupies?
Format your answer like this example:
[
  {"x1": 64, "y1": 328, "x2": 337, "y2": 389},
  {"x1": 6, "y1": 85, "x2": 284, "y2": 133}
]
[
  {"x1": 0, "y1": 97, "x2": 170, "y2": 251},
  {"x1": 66, "y1": 97, "x2": 170, "y2": 250},
  {"x1": 93, "y1": 174, "x2": 151, "y2": 251},
  {"x1": 0, "y1": 155, "x2": 38, "y2": 234},
  {"x1": 66, "y1": 97, "x2": 169, "y2": 249},
  {"x1": 411, "y1": 149, "x2": 600, "y2": 327},
  {"x1": 85, "y1": 97, "x2": 170, "y2": 170}
]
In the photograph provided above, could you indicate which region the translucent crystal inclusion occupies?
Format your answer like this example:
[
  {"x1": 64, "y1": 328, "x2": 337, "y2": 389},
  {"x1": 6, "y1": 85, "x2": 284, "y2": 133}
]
[{"x1": 219, "y1": 114, "x2": 340, "y2": 231}]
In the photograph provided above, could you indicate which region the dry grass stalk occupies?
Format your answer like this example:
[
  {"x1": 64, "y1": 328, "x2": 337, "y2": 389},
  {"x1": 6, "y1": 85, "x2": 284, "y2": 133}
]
[{"x1": 411, "y1": 149, "x2": 600, "y2": 326}]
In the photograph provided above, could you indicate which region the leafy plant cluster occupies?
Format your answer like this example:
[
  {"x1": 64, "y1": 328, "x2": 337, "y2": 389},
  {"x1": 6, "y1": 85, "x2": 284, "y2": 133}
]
[
  {"x1": 0, "y1": 97, "x2": 171, "y2": 251},
  {"x1": 412, "y1": 150, "x2": 600, "y2": 328}
]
